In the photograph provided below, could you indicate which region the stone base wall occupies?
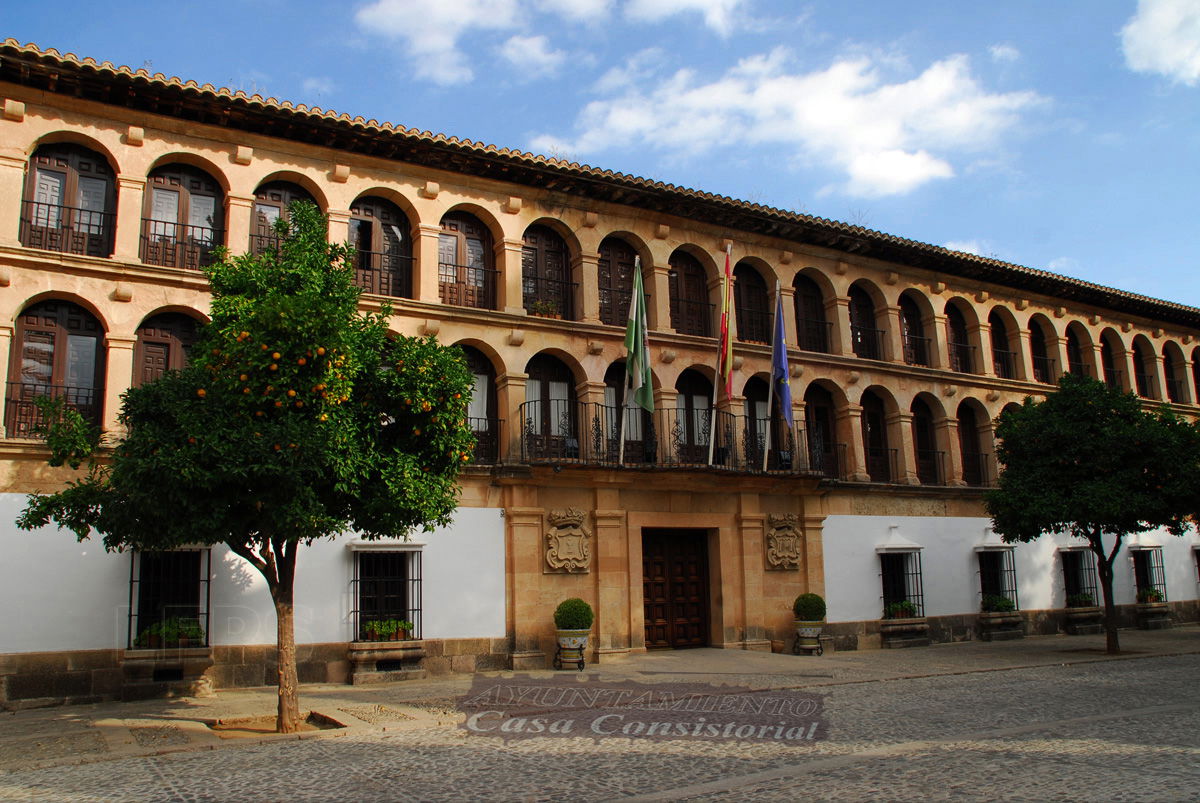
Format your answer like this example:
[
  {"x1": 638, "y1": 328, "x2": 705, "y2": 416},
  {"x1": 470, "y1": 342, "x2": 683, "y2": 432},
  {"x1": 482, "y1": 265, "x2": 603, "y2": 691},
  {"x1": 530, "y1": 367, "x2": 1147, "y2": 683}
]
[
  {"x1": 790, "y1": 601, "x2": 1200, "y2": 652},
  {"x1": 0, "y1": 637, "x2": 513, "y2": 710}
]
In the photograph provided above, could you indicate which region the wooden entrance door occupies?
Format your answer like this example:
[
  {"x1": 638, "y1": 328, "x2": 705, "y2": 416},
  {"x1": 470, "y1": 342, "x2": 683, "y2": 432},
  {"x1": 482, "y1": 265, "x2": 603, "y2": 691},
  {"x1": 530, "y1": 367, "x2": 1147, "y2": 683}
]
[{"x1": 642, "y1": 529, "x2": 709, "y2": 649}]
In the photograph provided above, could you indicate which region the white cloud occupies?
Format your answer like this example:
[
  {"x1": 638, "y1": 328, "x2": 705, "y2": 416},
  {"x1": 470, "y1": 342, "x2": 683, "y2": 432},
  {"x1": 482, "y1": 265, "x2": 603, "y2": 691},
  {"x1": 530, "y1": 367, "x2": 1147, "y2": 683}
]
[
  {"x1": 535, "y1": 0, "x2": 612, "y2": 21},
  {"x1": 1048, "y1": 256, "x2": 1080, "y2": 274},
  {"x1": 989, "y1": 44, "x2": 1020, "y2": 63},
  {"x1": 355, "y1": 0, "x2": 520, "y2": 85},
  {"x1": 1121, "y1": 0, "x2": 1200, "y2": 86},
  {"x1": 301, "y1": 77, "x2": 335, "y2": 96},
  {"x1": 500, "y1": 34, "x2": 567, "y2": 76},
  {"x1": 532, "y1": 48, "x2": 1043, "y2": 197},
  {"x1": 944, "y1": 240, "x2": 984, "y2": 255},
  {"x1": 624, "y1": 0, "x2": 748, "y2": 36}
]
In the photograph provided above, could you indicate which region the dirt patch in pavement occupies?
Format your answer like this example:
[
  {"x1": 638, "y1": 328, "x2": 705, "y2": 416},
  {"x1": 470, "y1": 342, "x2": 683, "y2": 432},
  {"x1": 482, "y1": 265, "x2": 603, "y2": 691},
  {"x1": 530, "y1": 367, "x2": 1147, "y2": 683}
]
[{"x1": 207, "y1": 712, "x2": 344, "y2": 738}]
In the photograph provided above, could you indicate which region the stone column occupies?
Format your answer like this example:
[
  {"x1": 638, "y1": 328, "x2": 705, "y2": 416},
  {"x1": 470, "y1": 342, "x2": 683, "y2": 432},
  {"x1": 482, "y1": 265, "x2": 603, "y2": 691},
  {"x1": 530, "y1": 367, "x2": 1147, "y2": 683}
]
[
  {"x1": 113, "y1": 175, "x2": 146, "y2": 263},
  {"x1": 884, "y1": 305, "x2": 905, "y2": 364},
  {"x1": 972, "y1": 322, "x2": 994, "y2": 376},
  {"x1": 777, "y1": 284, "x2": 797, "y2": 349},
  {"x1": 593, "y1": 488, "x2": 631, "y2": 660},
  {"x1": 223, "y1": 195, "x2": 253, "y2": 257},
  {"x1": 1048, "y1": 335, "x2": 1068, "y2": 384},
  {"x1": 937, "y1": 415, "x2": 966, "y2": 487},
  {"x1": 840, "y1": 403, "x2": 869, "y2": 482},
  {"x1": 326, "y1": 208, "x2": 351, "y2": 249},
  {"x1": 0, "y1": 155, "x2": 26, "y2": 246},
  {"x1": 497, "y1": 372, "x2": 527, "y2": 463},
  {"x1": 800, "y1": 514, "x2": 826, "y2": 599},
  {"x1": 414, "y1": 224, "x2": 443, "y2": 305},
  {"x1": 889, "y1": 410, "x2": 919, "y2": 484},
  {"x1": 498, "y1": 238, "x2": 525, "y2": 314},
  {"x1": 829, "y1": 296, "x2": 851, "y2": 356},
  {"x1": 575, "y1": 252, "x2": 600, "y2": 324},
  {"x1": 102, "y1": 336, "x2": 137, "y2": 434},
  {"x1": 506, "y1": 503, "x2": 547, "y2": 670},
  {"x1": 930, "y1": 313, "x2": 950, "y2": 370},
  {"x1": 650, "y1": 263, "x2": 672, "y2": 332},
  {"x1": 1148, "y1": 351, "x2": 1168, "y2": 401},
  {"x1": 1015, "y1": 328, "x2": 1035, "y2": 382},
  {"x1": 737, "y1": 496, "x2": 771, "y2": 650}
]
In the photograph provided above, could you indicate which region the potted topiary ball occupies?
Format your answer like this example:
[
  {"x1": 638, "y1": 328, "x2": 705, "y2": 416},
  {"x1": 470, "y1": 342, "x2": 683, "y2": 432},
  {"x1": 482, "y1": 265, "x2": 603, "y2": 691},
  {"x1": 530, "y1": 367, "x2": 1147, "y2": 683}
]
[
  {"x1": 792, "y1": 593, "x2": 826, "y2": 655},
  {"x1": 553, "y1": 597, "x2": 594, "y2": 671}
]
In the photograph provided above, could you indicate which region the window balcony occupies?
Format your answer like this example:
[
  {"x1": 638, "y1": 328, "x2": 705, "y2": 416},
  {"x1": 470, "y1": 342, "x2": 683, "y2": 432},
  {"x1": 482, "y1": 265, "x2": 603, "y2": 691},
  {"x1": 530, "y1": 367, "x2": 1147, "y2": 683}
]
[
  {"x1": 903, "y1": 334, "x2": 931, "y2": 367},
  {"x1": 19, "y1": 200, "x2": 115, "y2": 258},
  {"x1": 851, "y1": 325, "x2": 886, "y2": 360},
  {"x1": 523, "y1": 276, "x2": 577, "y2": 319},
  {"x1": 467, "y1": 417, "x2": 503, "y2": 465},
  {"x1": 438, "y1": 262, "x2": 498, "y2": 310},
  {"x1": 354, "y1": 249, "x2": 414, "y2": 298},
  {"x1": 671, "y1": 298, "x2": 714, "y2": 338},
  {"x1": 992, "y1": 349, "x2": 1017, "y2": 379},
  {"x1": 949, "y1": 342, "x2": 975, "y2": 373},
  {"x1": 1032, "y1": 355, "x2": 1056, "y2": 384},
  {"x1": 961, "y1": 452, "x2": 992, "y2": 487},
  {"x1": 797, "y1": 319, "x2": 832, "y2": 354},
  {"x1": 736, "y1": 307, "x2": 770, "y2": 344},
  {"x1": 915, "y1": 449, "x2": 945, "y2": 485},
  {"x1": 4, "y1": 381, "x2": 101, "y2": 439},
  {"x1": 865, "y1": 446, "x2": 898, "y2": 482},
  {"x1": 140, "y1": 219, "x2": 223, "y2": 270}
]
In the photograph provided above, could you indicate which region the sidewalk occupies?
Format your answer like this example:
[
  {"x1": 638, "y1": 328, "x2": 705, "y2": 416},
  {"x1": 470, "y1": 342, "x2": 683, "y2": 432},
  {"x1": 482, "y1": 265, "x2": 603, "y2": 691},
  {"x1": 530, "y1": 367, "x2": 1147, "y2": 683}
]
[{"x1": 1, "y1": 626, "x2": 1196, "y2": 775}]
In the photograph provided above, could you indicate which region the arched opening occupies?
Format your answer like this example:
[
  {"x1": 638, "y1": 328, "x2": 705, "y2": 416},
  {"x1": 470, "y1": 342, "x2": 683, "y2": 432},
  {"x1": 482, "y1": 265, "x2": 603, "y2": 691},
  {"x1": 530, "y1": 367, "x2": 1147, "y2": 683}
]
[
  {"x1": 350, "y1": 195, "x2": 413, "y2": 298},
  {"x1": 522, "y1": 224, "x2": 572, "y2": 319},
  {"x1": 604, "y1": 362, "x2": 655, "y2": 464},
  {"x1": 461, "y1": 346, "x2": 499, "y2": 463},
  {"x1": 849, "y1": 284, "x2": 883, "y2": 360},
  {"x1": 1192, "y1": 347, "x2": 1200, "y2": 401},
  {"x1": 522, "y1": 354, "x2": 577, "y2": 461},
  {"x1": 989, "y1": 310, "x2": 1016, "y2": 379},
  {"x1": 598, "y1": 236, "x2": 639, "y2": 326},
  {"x1": 252, "y1": 180, "x2": 317, "y2": 255},
  {"x1": 141, "y1": 163, "x2": 224, "y2": 270},
  {"x1": 742, "y1": 376, "x2": 794, "y2": 471},
  {"x1": 439, "y1": 211, "x2": 496, "y2": 310},
  {"x1": 860, "y1": 389, "x2": 892, "y2": 482},
  {"x1": 134, "y1": 312, "x2": 200, "y2": 386},
  {"x1": 1100, "y1": 331, "x2": 1124, "y2": 390},
  {"x1": 1029, "y1": 320, "x2": 1054, "y2": 383},
  {"x1": 793, "y1": 273, "x2": 830, "y2": 353},
  {"x1": 668, "y1": 250, "x2": 710, "y2": 337},
  {"x1": 911, "y1": 397, "x2": 942, "y2": 484},
  {"x1": 1065, "y1": 326, "x2": 1088, "y2": 377},
  {"x1": 733, "y1": 263, "x2": 769, "y2": 343},
  {"x1": 6, "y1": 300, "x2": 106, "y2": 437},
  {"x1": 672, "y1": 369, "x2": 715, "y2": 465},
  {"x1": 1132, "y1": 340, "x2": 1156, "y2": 398},
  {"x1": 900, "y1": 293, "x2": 930, "y2": 367},
  {"x1": 804, "y1": 383, "x2": 840, "y2": 478},
  {"x1": 957, "y1": 402, "x2": 986, "y2": 487},
  {"x1": 946, "y1": 302, "x2": 974, "y2": 373},
  {"x1": 21, "y1": 143, "x2": 117, "y2": 257},
  {"x1": 1162, "y1": 345, "x2": 1185, "y2": 403}
]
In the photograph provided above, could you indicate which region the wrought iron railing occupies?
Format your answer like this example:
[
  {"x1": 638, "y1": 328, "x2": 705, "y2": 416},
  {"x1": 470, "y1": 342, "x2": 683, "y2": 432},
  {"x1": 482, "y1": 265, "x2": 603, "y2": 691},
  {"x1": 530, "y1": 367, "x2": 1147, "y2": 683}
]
[
  {"x1": 1165, "y1": 377, "x2": 1185, "y2": 403},
  {"x1": 949, "y1": 342, "x2": 975, "y2": 373},
  {"x1": 4, "y1": 381, "x2": 102, "y2": 439},
  {"x1": 736, "y1": 307, "x2": 770, "y2": 344},
  {"x1": 20, "y1": 200, "x2": 115, "y2": 258},
  {"x1": 865, "y1": 446, "x2": 898, "y2": 483},
  {"x1": 127, "y1": 549, "x2": 211, "y2": 649},
  {"x1": 1032, "y1": 355, "x2": 1056, "y2": 384},
  {"x1": 467, "y1": 417, "x2": 502, "y2": 464},
  {"x1": 351, "y1": 550, "x2": 422, "y2": 641},
  {"x1": 808, "y1": 441, "x2": 847, "y2": 480},
  {"x1": 140, "y1": 219, "x2": 222, "y2": 270},
  {"x1": 961, "y1": 452, "x2": 991, "y2": 487},
  {"x1": 523, "y1": 276, "x2": 577, "y2": 320},
  {"x1": 671, "y1": 298, "x2": 715, "y2": 337},
  {"x1": 915, "y1": 449, "x2": 945, "y2": 485},
  {"x1": 740, "y1": 418, "x2": 807, "y2": 473},
  {"x1": 439, "y1": 262, "x2": 498, "y2": 309},
  {"x1": 903, "y1": 334, "x2": 931, "y2": 367},
  {"x1": 852, "y1": 325, "x2": 886, "y2": 360},
  {"x1": 1103, "y1": 368, "x2": 1123, "y2": 390},
  {"x1": 992, "y1": 349, "x2": 1017, "y2": 379},
  {"x1": 355, "y1": 249, "x2": 414, "y2": 298},
  {"x1": 797, "y1": 319, "x2": 832, "y2": 353}
]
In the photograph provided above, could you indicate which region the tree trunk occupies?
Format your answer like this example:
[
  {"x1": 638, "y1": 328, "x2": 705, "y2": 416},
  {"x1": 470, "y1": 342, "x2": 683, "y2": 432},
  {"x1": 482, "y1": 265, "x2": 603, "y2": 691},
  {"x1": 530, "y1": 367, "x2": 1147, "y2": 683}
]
[
  {"x1": 1093, "y1": 531, "x2": 1121, "y2": 655},
  {"x1": 273, "y1": 593, "x2": 301, "y2": 733}
]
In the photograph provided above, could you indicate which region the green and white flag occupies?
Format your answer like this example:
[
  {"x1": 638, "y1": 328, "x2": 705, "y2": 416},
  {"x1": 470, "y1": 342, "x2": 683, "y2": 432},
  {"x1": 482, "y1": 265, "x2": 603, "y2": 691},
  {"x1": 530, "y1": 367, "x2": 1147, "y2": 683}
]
[{"x1": 624, "y1": 258, "x2": 654, "y2": 413}]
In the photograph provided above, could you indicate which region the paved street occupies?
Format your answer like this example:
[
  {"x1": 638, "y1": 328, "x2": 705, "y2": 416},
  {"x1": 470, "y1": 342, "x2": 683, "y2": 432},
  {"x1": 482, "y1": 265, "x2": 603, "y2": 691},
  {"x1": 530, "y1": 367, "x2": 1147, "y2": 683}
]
[{"x1": 1, "y1": 628, "x2": 1197, "y2": 801}]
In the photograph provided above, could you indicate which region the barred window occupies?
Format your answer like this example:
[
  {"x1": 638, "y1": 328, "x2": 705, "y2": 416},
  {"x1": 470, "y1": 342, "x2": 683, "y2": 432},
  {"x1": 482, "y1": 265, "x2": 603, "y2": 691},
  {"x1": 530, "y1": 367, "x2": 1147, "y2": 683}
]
[
  {"x1": 129, "y1": 549, "x2": 210, "y2": 648},
  {"x1": 880, "y1": 550, "x2": 924, "y2": 618},
  {"x1": 1061, "y1": 549, "x2": 1098, "y2": 606},
  {"x1": 1130, "y1": 547, "x2": 1167, "y2": 602},
  {"x1": 354, "y1": 550, "x2": 422, "y2": 641},
  {"x1": 978, "y1": 548, "x2": 1018, "y2": 609}
]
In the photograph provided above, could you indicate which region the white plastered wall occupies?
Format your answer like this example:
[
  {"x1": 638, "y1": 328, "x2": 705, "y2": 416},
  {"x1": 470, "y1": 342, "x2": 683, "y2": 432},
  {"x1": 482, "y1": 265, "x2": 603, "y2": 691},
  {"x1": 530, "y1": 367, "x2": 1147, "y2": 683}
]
[
  {"x1": 822, "y1": 515, "x2": 1200, "y2": 623},
  {"x1": 0, "y1": 494, "x2": 505, "y2": 653}
]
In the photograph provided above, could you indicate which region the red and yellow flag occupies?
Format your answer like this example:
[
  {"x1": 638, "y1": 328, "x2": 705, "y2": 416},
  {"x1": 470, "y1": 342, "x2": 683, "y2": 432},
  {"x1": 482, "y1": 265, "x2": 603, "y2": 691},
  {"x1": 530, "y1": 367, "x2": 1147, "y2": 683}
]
[{"x1": 717, "y1": 246, "x2": 734, "y2": 399}]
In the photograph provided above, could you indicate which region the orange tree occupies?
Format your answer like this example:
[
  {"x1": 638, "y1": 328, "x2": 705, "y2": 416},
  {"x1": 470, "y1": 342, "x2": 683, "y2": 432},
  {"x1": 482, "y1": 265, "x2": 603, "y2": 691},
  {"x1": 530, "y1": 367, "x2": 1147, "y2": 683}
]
[{"x1": 18, "y1": 202, "x2": 475, "y2": 732}]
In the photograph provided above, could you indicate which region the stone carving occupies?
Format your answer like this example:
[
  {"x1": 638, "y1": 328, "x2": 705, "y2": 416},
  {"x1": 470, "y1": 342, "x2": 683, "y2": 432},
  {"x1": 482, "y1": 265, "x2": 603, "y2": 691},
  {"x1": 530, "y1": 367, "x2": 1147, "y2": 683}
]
[
  {"x1": 765, "y1": 513, "x2": 803, "y2": 570},
  {"x1": 545, "y1": 508, "x2": 592, "y2": 573}
]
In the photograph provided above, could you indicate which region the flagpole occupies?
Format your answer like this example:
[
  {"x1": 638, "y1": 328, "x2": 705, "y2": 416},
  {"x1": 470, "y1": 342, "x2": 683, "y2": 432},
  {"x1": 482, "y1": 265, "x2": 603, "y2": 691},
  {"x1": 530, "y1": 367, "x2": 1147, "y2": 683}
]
[
  {"x1": 708, "y1": 244, "x2": 732, "y2": 466},
  {"x1": 618, "y1": 258, "x2": 640, "y2": 466},
  {"x1": 763, "y1": 280, "x2": 780, "y2": 471}
]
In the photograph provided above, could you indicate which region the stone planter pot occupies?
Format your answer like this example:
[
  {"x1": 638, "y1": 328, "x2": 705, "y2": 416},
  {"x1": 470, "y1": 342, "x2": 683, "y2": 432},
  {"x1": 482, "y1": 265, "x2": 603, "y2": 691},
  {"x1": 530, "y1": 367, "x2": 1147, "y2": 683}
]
[
  {"x1": 792, "y1": 619, "x2": 824, "y2": 655},
  {"x1": 1135, "y1": 601, "x2": 1171, "y2": 630},
  {"x1": 978, "y1": 610, "x2": 1024, "y2": 641},
  {"x1": 879, "y1": 617, "x2": 931, "y2": 649},
  {"x1": 1063, "y1": 605, "x2": 1103, "y2": 635},
  {"x1": 554, "y1": 629, "x2": 589, "y2": 671}
]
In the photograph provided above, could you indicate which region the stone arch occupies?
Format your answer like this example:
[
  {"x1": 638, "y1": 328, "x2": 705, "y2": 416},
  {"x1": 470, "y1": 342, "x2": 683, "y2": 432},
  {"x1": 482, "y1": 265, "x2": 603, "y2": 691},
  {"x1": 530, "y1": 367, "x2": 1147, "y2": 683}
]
[{"x1": 147, "y1": 152, "x2": 232, "y2": 194}]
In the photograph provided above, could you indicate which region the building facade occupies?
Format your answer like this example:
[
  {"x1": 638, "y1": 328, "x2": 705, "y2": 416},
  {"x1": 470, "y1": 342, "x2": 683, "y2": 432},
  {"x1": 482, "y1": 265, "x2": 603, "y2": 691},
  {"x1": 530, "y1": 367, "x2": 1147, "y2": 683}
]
[{"x1": 1, "y1": 41, "x2": 1198, "y2": 707}]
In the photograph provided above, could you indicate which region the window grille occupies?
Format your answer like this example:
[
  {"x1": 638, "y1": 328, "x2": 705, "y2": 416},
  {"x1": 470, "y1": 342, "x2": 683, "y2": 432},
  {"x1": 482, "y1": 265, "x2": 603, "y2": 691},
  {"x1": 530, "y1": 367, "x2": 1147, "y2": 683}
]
[
  {"x1": 1061, "y1": 549, "x2": 1099, "y2": 606},
  {"x1": 978, "y1": 548, "x2": 1019, "y2": 609},
  {"x1": 880, "y1": 551, "x2": 924, "y2": 617},
  {"x1": 128, "y1": 549, "x2": 211, "y2": 648},
  {"x1": 352, "y1": 550, "x2": 422, "y2": 641},
  {"x1": 1130, "y1": 547, "x2": 1167, "y2": 602}
]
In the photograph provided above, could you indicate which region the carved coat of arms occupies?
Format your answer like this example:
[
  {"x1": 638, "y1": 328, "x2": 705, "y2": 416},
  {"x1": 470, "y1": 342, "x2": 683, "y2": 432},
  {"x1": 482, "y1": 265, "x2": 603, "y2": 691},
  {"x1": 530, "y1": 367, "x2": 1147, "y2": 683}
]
[
  {"x1": 545, "y1": 508, "x2": 592, "y2": 573},
  {"x1": 765, "y1": 513, "x2": 803, "y2": 570}
]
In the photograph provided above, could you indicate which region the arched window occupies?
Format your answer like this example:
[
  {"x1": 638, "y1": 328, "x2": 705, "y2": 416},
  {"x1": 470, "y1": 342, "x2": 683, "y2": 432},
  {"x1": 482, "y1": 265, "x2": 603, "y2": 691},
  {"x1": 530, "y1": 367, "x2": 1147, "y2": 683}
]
[
  {"x1": 6, "y1": 300, "x2": 105, "y2": 437},
  {"x1": 21, "y1": 143, "x2": 116, "y2": 257},
  {"x1": 957, "y1": 403, "x2": 985, "y2": 487},
  {"x1": 860, "y1": 390, "x2": 891, "y2": 482},
  {"x1": 461, "y1": 346, "x2": 498, "y2": 463},
  {"x1": 849, "y1": 285, "x2": 882, "y2": 360},
  {"x1": 911, "y1": 398, "x2": 941, "y2": 484},
  {"x1": 522, "y1": 225, "x2": 571, "y2": 318},
  {"x1": 733, "y1": 264, "x2": 769, "y2": 343},
  {"x1": 989, "y1": 312, "x2": 1015, "y2": 379},
  {"x1": 794, "y1": 274, "x2": 830, "y2": 353},
  {"x1": 1029, "y1": 322, "x2": 1054, "y2": 383},
  {"x1": 134, "y1": 313, "x2": 199, "y2": 386},
  {"x1": 672, "y1": 370, "x2": 714, "y2": 465},
  {"x1": 598, "y1": 237, "x2": 638, "y2": 326},
  {"x1": 946, "y1": 304, "x2": 973, "y2": 373},
  {"x1": 668, "y1": 251, "x2": 710, "y2": 337},
  {"x1": 1162, "y1": 348, "x2": 1183, "y2": 403},
  {"x1": 604, "y1": 362, "x2": 654, "y2": 464},
  {"x1": 439, "y1": 212, "x2": 495, "y2": 310},
  {"x1": 1101, "y1": 333, "x2": 1123, "y2": 389},
  {"x1": 1132, "y1": 341, "x2": 1154, "y2": 398},
  {"x1": 900, "y1": 294, "x2": 929, "y2": 366},
  {"x1": 1192, "y1": 348, "x2": 1200, "y2": 402},
  {"x1": 350, "y1": 196, "x2": 412, "y2": 298},
  {"x1": 252, "y1": 181, "x2": 317, "y2": 255},
  {"x1": 141, "y1": 164, "x2": 224, "y2": 270},
  {"x1": 804, "y1": 384, "x2": 839, "y2": 477},
  {"x1": 1065, "y1": 328, "x2": 1087, "y2": 377},
  {"x1": 522, "y1": 355, "x2": 577, "y2": 460}
]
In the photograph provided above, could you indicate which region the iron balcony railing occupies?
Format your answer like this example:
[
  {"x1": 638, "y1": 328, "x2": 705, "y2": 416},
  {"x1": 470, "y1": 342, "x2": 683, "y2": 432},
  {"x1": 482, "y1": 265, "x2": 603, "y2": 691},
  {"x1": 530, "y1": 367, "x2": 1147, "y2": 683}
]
[
  {"x1": 467, "y1": 417, "x2": 503, "y2": 464},
  {"x1": 797, "y1": 319, "x2": 832, "y2": 353},
  {"x1": 439, "y1": 262, "x2": 498, "y2": 310},
  {"x1": 948, "y1": 341, "x2": 975, "y2": 373},
  {"x1": 1067, "y1": 361, "x2": 1092, "y2": 378},
  {"x1": 355, "y1": 250, "x2": 414, "y2": 298},
  {"x1": 915, "y1": 449, "x2": 945, "y2": 485},
  {"x1": 1165, "y1": 377, "x2": 1185, "y2": 403},
  {"x1": 523, "y1": 276, "x2": 578, "y2": 319},
  {"x1": 961, "y1": 452, "x2": 992, "y2": 487},
  {"x1": 20, "y1": 200, "x2": 115, "y2": 258},
  {"x1": 1103, "y1": 368, "x2": 1123, "y2": 390},
  {"x1": 741, "y1": 417, "x2": 808, "y2": 473},
  {"x1": 1134, "y1": 371, "x2": 1153, "y2": 397},
  {"x1": 140, "y1": 219, "x2": 223, "y2": 270},
  {"x1": 903, "y1": 334, "x2": 931, "y2": 367},
  {"x1": 851, "y1": 325, "x2": 886, "y2": 361},
  {"x1": 671, "y1": 298, "x2": 715, "y2": 338},
  {"x1": 808, "y1": 441, "x2": 847, "y2": 480},
  {"x1": 1032, "y1": 355, "x2": 1056, "y2": 384},
  {"x1": 736, "y1": 306, "x2": 770, "y2": 344},
  {"x1": 5, "y1": 381, "x2": 101, "y2": 439},
  {"x1": 992, "y1": 349, "x2": 1017, "y2": 379},
  {"x1": 865, "y1": 446, "x2": 898, "y2": 483}
]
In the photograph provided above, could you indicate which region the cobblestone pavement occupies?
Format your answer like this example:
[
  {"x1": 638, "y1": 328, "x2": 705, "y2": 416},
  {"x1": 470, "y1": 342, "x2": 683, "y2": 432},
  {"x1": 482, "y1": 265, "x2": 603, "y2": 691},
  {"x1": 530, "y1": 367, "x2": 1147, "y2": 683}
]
[{"x1": 0, "y1": 629, "x2": 1197, "y2": 801}]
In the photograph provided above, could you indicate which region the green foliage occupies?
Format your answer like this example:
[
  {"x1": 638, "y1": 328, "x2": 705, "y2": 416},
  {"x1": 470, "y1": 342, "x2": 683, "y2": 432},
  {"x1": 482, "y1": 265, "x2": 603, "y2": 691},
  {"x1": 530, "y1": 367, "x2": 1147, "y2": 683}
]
[
  {"x1": 31, "y1": 396, "x2": 101, "y2": 470},
  {"x1": 553, "y1": 597, "x2": 594, "y2": 630},
  {"x1": 135, "y1": 617, "x2": 205, "y2": 647},
  {"x1": 1136, "y1": 588, "x2": 1163, "y2": 604},
  {"x1": 18, "y1": 201, "x2": 476, "y2": 554},
  {"x1": 792, "y1": 592, "x2": 826, "y2": 621},
  {"x1": 884, "y1": 600, "x2": 917, "y2": 619},
  {"x1": 981, "y1": 594, "x2": 1016, "y2": 613},
  {"x1": 1066, "y1": 593, "x2": 1095, "y2": 608},
  {"x1": 362, "y1": 618, "x2": 413, "y2": 640},
  {"x1": 986, "y1": 374, "x2": 1200, "y2": 546}
]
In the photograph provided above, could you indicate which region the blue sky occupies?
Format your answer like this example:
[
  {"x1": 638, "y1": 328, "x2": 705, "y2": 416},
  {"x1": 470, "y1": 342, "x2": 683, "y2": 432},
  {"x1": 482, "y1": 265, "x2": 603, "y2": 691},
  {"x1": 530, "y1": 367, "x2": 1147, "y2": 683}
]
[{"x1": 7, "y1": 0, "x2": 1200, "y2": 305}]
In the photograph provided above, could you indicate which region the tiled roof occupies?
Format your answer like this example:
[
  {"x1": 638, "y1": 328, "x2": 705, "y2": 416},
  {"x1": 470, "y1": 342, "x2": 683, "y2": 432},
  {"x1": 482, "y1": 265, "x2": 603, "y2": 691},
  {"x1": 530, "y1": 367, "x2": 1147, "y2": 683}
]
[{"x1": 3, "y1": 38, "x2": 1198, "y2": 328}]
